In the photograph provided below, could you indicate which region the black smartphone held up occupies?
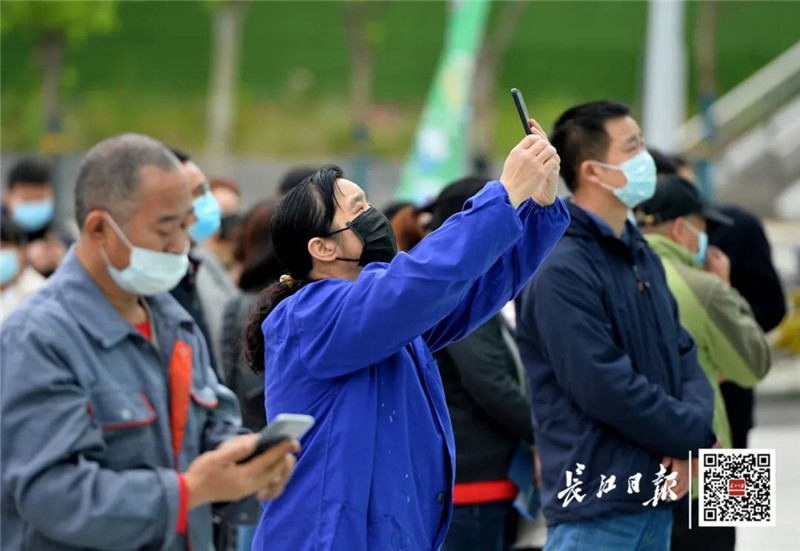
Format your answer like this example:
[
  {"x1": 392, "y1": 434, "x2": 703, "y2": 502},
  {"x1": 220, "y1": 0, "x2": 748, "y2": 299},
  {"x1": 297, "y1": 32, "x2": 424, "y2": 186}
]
[
  {"x1": 511, "y1": 88, "x2": 532, "y2": 136},
  {"x1": 237, "y1": 413, "x2": 315, "y2": 464}
]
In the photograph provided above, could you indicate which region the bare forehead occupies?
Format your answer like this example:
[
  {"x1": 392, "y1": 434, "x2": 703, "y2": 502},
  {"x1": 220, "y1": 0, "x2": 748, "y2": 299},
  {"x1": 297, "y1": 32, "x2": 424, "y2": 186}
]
[
  {"x1": 181, "y1": 161, "x2": 206, "y2": 186},
  {"x1": 139, "y1": 164, "x2": 186, "y2": 186},
  {"x1": 604, "y1": 116, "x2": 641, "y2": 143},
  {"x1": 334, "y1": 178, "x2": 364, "y2": 197},
  {"x1": 138, "y1": 165, "x2": 191, "y2": 202}
]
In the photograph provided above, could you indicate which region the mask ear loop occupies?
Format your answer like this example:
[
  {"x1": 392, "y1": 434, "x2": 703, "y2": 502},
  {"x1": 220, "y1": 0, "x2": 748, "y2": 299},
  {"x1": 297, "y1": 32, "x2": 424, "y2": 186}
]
[
  {"x1": 326, "y1": 226, "x2": 350, "y2": 237},
  {"x1": 682, "y1": 219, "x2": 701, "y2": 238},
  {"x1": 682, "y1": 219, "x2": 704, "y2": 253},
  {"x1": 590, "y1": 160, "x2": 628, "y2": 191},
  {"x1": 321, "y1": 225, "x2": 360, "y2": 263},
  {"x1": 326, "y1": 208, "x2": 379, "y2": 263},
  {"x1": 592, "y1": 160, "x2": 622, "y2": 171},
  {"x1": 102, "y1": 212, "x2": 135, "y2": 250},
  {"x1": 98, "y1": 212, "x2": 134, "y2": 273}
]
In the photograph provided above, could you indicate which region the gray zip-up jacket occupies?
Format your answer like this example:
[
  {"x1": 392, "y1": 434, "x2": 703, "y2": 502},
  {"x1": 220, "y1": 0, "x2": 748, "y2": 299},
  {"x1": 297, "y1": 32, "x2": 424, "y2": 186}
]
[{"x1": 1, "y1": 249, "x2": 246, "y2": 551}]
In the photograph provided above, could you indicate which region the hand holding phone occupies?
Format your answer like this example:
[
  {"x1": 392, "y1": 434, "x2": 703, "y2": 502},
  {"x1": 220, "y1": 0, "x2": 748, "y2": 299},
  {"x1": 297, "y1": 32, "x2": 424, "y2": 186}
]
[
  {"x1": 237, "y1": 413, "x2": 315, "y2": 464},
  {"x1": 502, "y1": 88, "x2": 560, "y2": 207},
  {"x1": 184, "y1": 435, "x2": 299, "y2": 509},
  {"x1": 511, "y1": 88, "x2": 549, "y2": 138},
  {"x1": 511, "y1": 88, "x2": 533, "y2": 136}
]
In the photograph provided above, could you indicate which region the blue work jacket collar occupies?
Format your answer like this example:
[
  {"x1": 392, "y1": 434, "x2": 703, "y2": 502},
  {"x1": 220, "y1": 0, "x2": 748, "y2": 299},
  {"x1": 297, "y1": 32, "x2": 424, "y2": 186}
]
[{"x1": 54, "y1": 247, "x2": 195, "y2": 349}]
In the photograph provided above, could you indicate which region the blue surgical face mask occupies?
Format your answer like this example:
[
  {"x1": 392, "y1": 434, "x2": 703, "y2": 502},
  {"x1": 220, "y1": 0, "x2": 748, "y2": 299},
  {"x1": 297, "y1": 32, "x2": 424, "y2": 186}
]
[
  {"x1": 189, "y1": 190, "x2": 221, "y2": 243},
  {"x1": 682, "y1": 220, "x2": 708, "y2": 266},
  {"x1": 594, "y1": 150, "x2": 657, "y2": 208},
  {"x1": 12, "y1": 200, "x2": 55, "y2": 232},
  {"x1": 100, "y1": 213, "x2": 189, "y2": 296},
  {"x1": 1, "y1": 249, "x2": 20, "y2": 285}
]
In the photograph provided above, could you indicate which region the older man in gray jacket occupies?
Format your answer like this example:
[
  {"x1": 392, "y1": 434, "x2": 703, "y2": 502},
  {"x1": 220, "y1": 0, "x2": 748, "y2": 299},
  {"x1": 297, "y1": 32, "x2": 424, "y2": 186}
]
[{"x1": 1, "y1": 133, "x2": 296, "y2": 550}]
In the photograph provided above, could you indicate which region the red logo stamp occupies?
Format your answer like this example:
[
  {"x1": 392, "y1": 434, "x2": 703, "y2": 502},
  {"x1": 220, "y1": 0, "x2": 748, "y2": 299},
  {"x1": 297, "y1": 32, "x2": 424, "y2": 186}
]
[{"x1": 728, "y1": 479, "x2": 746, "y2": 497}]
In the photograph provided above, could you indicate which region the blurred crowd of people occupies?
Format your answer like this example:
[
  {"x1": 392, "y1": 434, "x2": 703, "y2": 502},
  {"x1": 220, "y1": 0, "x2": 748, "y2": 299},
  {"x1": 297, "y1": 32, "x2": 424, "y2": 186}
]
[{"x1": 0, "y1": 98, "x2": 794, "y2": 551}]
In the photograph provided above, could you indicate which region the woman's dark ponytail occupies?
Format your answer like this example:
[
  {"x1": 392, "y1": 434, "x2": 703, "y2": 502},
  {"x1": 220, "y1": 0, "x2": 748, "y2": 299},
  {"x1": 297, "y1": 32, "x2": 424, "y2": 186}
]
[
  {"x1": 244, "y1": 278, "x2": 303, "y2": 373},
  {"x1": 243, "y1": 164, "x2": 343, "y2": 373}
]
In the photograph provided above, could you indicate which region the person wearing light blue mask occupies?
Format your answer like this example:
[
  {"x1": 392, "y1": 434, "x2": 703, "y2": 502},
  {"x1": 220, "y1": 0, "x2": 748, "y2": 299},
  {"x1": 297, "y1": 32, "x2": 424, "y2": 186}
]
[
  {"x1": 0, "y1": 133, "x2": 298, "y2": 551},
  {"x1": 634, "y1": 174, "x2": 734, "y2": 270},
  {"x1": 5, "y1": 157, "x2": 56, "y2": 233},
  {"x1": 593, "y1": 149, "x2": 657, "y2": 209},
  {"x1": 11, "y1": 200, "x2": 55, "y2": 233},
  {"x1": 99, "y1": 212, "x2": 190, "y2": 295},
  {"x1": 517, "y1": 102, "x2": 717, "y2": 551},
  {"x1": 682, "y1": 221, "x2": 708, "y2": 266},
  {"x1": 189, "y1": 183, "x2": 222, "y2": 243},
  {"x1": 4, "y1": 157, "x2": 70, "y2": 277},
  {"x1": 167, "y1": 150, "x2": 222, "y2": 245},
  {"x1": 637, "y1": 174, "x2": 771, "y2": 551},
  {"x1": 169, "y1": 148, "x2": 238, "y2": 378},
  {"x1": 0, "y1": 248, "x2": 20, "y2": 286},
  {"x1": 1, "y1": 214, "x2": 46, "y2": 322},
  {"x1": 170, "y1": 149, "x2": 246, "y2": 549}
]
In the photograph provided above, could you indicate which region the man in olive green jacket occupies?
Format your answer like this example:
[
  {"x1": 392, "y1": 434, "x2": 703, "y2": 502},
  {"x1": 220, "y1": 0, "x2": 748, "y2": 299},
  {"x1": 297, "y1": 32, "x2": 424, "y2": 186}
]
[{"x1": 636, "y1": 174, "x2": 771, "y2": 551}]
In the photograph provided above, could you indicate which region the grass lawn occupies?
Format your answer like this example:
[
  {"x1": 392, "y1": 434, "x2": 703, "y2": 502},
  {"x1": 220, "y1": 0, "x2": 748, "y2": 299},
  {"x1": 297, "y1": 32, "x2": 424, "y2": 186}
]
[{"x1": 2, "y1": 0, "x2": 798, "y2": 157}]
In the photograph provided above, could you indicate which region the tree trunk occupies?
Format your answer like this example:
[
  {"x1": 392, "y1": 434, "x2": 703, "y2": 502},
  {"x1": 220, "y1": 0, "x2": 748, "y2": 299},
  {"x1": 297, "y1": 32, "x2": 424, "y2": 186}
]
[
  {"x1": 40, "y1": 31, "x2": 68, "y2": 224},
  {"x1": 694, "y1": 0, "x2": 720, "y2": 197},
  {"x1": 41, "y1": 31, "x2": 64, "y2": 134},
  {"x1": 344, "y1": 2, "x2": 373, "y2": 137},
  {"x1": 471, "y1": 47, "x2": 496, "y2": 173},
  {"x1": 344, "y1": 1, "x2": 379, "y2": 188},
  {"x1": 470, "y1": 0, "x2": 529, "y2": 171},
  {"x1": 206, "y1": 0, "x2": 245, "y2": 172},
  {"x1": 695, "y1": 0, "x2": 719, "y2": 98}
]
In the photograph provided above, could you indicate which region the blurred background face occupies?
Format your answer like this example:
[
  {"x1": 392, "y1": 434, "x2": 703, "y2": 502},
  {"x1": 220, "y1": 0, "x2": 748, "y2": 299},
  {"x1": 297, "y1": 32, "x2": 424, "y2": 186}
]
[
  {"x1": 99, "y1": 165, "x2": 194, "y2": 271},
  {"x1": 6, "y1": 183, "x2": 54, "y2": 214},
  {"x1": 181, "y1": 160, "x2": 208, "y2": 200},
  {"x1": 211, "y1": 184, "x2": 240, "y2": 215},
  {"x1": 0, "y1": 241, "x2": 26, "y2": 289},
  {"x1": 205, "y1": 178, "x2": 242, "y2": 269},
  {"x1": 671, "y1": 214, "x2": 706, "y2": 256}
]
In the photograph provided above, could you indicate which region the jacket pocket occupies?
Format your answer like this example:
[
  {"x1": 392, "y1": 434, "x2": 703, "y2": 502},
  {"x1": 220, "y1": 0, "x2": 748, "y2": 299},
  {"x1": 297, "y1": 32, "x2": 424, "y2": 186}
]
[
  {"x1": 190, "y1": 385, "x2": 219, "y2": 409},
  {"x1": 176, "y1": 384, "x2": 219, "y2": 462},
  {"x1": 89, "y1": 390, "x2": 156, "y2": 468},
  {"x1": 91, "y1": 390, "x2": 156, "y2": 430}
]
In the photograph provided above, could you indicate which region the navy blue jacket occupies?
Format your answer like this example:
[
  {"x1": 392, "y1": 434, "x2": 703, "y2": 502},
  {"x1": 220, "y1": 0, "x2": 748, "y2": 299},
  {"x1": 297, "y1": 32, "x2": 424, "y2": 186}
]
[
  {"x1": 252, "y1": 183, "x2": 569, "y2": 551},
  {"x1": 516, "y1": 200, "x2": 715, "y2": 527}
]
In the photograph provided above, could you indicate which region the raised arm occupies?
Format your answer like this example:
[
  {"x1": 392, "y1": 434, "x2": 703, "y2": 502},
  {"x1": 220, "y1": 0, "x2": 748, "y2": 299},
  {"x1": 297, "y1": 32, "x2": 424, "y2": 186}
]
[
  {"x1": 290, "y1": 182, "x2": 527, "y2": 378},
  {"x1": 423, "y1": 196, "x2": 568, "y2": 352},
  {"x1": 284, "y1": 131, "x2": 563, "y2": 378}
]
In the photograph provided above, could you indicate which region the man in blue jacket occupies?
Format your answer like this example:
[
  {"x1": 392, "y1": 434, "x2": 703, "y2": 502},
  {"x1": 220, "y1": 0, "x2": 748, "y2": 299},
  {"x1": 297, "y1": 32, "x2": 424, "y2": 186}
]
[{"x1": 516, "y1": 101, "x2": 716, "y2": 550}]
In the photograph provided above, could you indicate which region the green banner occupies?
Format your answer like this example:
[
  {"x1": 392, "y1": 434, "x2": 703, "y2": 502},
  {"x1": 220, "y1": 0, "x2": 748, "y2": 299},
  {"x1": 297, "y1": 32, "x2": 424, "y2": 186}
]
[{"x1": 396, "y1": 0, "x2": 491, "y2": 202}]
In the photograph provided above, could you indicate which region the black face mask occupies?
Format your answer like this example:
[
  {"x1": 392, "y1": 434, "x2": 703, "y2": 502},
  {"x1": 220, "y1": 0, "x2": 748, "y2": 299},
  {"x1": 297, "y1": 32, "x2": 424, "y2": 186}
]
[{"x1": 328, "y1": 207, "x2": 397, "y2": 266}]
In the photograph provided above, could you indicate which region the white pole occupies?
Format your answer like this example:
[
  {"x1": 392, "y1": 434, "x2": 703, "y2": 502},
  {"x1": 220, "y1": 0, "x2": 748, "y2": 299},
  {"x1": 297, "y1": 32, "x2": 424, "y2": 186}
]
[{"x1": 643, "y1": 0, "x2": 687, "y2": 151}]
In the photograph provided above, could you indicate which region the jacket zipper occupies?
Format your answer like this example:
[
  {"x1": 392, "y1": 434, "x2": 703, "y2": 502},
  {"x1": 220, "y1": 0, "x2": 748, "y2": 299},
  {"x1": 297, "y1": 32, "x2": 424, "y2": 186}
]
[{"x1": 632, "y1": 263, "x2": 650, "y2": 293}]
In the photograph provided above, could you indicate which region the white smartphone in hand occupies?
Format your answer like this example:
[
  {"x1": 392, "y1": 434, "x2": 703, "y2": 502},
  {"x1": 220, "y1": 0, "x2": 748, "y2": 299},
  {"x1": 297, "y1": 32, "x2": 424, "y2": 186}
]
[{"x1": 237, "y1": 413, "x2": 315, "y2": 464}]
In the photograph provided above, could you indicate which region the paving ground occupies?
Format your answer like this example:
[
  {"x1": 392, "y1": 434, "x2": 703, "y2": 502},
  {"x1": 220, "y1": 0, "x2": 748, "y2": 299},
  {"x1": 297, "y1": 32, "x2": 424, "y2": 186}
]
[{"x1": 736, "y1": 358, "x2": 800, "y2": 550}]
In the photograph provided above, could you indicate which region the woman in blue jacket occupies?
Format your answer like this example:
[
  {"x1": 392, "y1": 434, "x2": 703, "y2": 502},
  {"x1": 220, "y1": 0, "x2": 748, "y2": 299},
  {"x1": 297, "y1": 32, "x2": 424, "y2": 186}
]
[{"x1": 245, "y1": 127, "x2": 569, "y2": 551}]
